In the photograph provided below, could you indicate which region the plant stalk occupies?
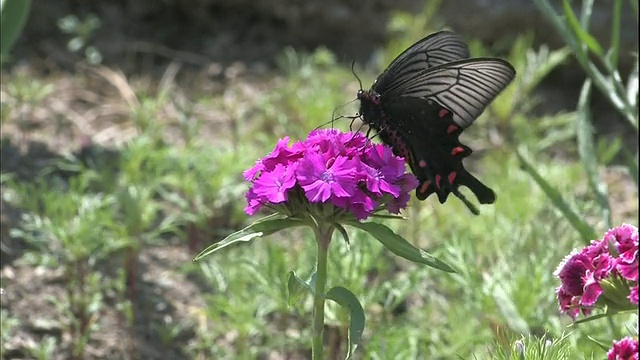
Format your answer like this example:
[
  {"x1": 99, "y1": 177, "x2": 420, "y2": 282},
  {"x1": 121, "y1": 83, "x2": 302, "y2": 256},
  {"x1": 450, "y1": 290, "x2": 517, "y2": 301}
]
[{"x1": 312, "y1": 224, "x2": 333, "y2": 360}]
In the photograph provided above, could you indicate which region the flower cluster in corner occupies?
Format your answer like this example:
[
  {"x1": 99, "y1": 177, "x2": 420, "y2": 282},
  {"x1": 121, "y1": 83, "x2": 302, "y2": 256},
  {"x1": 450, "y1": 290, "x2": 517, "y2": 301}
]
[
  {"x1": 607, "y1": 337, "x2": 638, "y2": 360},
  {"x1": 243, "y1": 129, "x2": 419, "y2": 220},
  {"x1": 554, "y1": 223, "x2": 639, "y2": 319}
]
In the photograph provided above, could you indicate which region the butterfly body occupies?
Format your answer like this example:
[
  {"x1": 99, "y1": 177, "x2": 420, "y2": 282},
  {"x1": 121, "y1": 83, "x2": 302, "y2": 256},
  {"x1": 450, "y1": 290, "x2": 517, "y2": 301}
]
[{"x1": 356, "y1": 31, "x2": 515, "y2": 214}]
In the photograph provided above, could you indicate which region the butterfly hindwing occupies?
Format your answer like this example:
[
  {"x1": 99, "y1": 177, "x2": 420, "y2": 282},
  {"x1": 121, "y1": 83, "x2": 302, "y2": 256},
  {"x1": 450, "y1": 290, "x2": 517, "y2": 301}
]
[{"x1": 380, "y1": 97, "x2": 495, "y2": 214}]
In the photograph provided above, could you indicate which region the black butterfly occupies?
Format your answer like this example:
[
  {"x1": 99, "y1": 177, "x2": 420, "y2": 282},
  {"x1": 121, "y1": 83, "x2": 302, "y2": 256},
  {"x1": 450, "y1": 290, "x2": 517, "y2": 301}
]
[{"x1": 357, "y1": 30, "x2": 516, "y2": 215}]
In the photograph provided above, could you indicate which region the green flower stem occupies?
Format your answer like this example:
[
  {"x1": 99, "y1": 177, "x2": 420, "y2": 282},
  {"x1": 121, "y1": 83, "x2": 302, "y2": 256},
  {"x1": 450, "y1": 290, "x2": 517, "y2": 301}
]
[{"x1": 312, "y1": 224, "x2": 333, "y2": 360}]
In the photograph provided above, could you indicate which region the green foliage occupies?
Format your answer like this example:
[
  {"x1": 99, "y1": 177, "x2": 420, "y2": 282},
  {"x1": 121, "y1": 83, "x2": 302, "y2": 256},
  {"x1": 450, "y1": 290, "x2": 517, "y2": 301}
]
[
  {"x1": 0, "y1": 0, "x2": 31, "y2": 63},
  {"x1": 521, "y1": 0, "x2": 639, "y2": 241},
  {"x1": 385, "y1": 0, "x2": 445, "y2": 66},
  {"x1": 2, "y1": 69, "x2": 54, "y2": 125},
  {"x1": 254, "y1": 47, "x2": 353, "y2": 141},
  {"x1": 534, "y1": 0, "x2": 638, "y2": 130},
  {"x1": 5, "y1": 176, "x2": 127, "y2": 358},
  {"x1": 490, "y1": 333, "x2": 573, "y2": 360},
  {"x1": 0, "y1": 309, "x2": 20, "y2": 345},
  {"x1": 27, "y1": 336, "x2": 58, "y2": 360},
  {"x1": 57, "y1": 13, "x2": 102, "y2": 64}
]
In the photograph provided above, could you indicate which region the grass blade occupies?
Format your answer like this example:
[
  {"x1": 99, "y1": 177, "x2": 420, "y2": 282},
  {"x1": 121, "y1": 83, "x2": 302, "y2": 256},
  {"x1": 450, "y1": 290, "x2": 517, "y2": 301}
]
[
  {"x1": 576, "y1": 79, "x2": 612, "y2": 228},
  {"x1": 516, "y1": 149, "x2": 597, "y2": 243}
]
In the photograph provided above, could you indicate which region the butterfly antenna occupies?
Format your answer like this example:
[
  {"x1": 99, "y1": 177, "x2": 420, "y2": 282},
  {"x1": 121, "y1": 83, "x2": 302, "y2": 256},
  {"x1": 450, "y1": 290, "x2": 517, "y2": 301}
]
[
  {"x1": 351, "y1": 60, "x2": 364, "y2": 91},
  {"x1": 316, "y1": 113, "x2": 359, "y2": 131},
  {"x1": 331, "y1": 106, "x2": 338, "y2": 128}
]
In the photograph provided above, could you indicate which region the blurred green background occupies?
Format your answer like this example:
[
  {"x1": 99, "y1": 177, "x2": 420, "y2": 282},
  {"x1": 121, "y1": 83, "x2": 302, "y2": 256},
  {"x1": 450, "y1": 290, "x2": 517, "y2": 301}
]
[{"x1": 1, "y1": 0, "x2": 638, "y2": 359}]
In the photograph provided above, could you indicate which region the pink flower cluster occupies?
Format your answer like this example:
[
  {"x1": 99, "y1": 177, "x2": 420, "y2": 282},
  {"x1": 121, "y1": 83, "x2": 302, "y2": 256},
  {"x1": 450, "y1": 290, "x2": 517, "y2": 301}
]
[
  {"x1": 608, "y1": 337, "x2": 638, "y2": 360},
  {"x1": 243, "y1": 129, "x2": 419, "y2": 220},
  {"x1": 554, "y1": 224, "x2": 639, "y2": 319}
]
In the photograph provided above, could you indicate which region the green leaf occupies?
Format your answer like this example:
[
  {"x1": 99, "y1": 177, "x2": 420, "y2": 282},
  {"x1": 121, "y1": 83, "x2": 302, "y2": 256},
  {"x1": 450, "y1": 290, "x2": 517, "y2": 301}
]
[
  {"x1": 193, "y1": 214, "x2": 306, "y2": 261},
  {"x1": 0, "y1": 0, "x2": 32, "y2": 61},
  {"x1": 562, "y1": 0, "x2": 604, "y2": 57},
  {"x1": 606, "y1": 0, "x2": 622, "y2": 69},
  {"x1": 369, "y1": 213, "x2": 407, "y2": 220},
  {"x1": 334, "y1": 222, "x2": 350, "y2": 247},
  {"x1": 287, "y1": 270, "x2": 313, "y2": 306},
  {"x1": 576, "y1": 79, "x2": 612, "y2": 228},
  {"x1": 577, "y1": 0, "x2": 594, "y2": 29},
  {"x1": 570, "y1": 312, "x2": 610, "y2": 326},
  {"x1": 586, "y1": 335, "x2": 613, "y2": 352},
  {"x1": 326, "y1": 286, "x2": 365, "y2": 359},
  {"x1": 516, "y1": 150, "x2": 597, "y2": 243},
  {"x1": 596, "y1": 137, "x2": 623, "y2": 165},
  {"x1": 492, "y1": 284, "x2": 529, "y2": 334},
  {"x1": 623, "y1": 150, "x2": 639, "y2": 186},
  {"x1": 345, "y1": 221, "x2": 455, "y2": 273},
  {"x1": 626, "y1": 56, "x2": 639, "y2": 110}
]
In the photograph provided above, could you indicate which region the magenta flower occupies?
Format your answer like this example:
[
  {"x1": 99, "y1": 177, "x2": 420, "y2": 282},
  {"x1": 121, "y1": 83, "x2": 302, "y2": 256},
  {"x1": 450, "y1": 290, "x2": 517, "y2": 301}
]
[
  {"x1": 555, "y1": 224, "x2": 639, "y2": 318},
  {"x1": 243, "y1": 129, "x2": 419, "y2": 221},
  {"x1": 554, "y1": 250, "x2": 608, "y2": 318},
  {"x1": 629, "y1": 285, "x2": 639, "y2": 305},
  {"x1": 243, "y1": 137, "x2": 302, "y2": 181},
  {"x1": 607, "y1": 337, "x2": 639, "y2": 360},
  {"x1": 607, "y1": 224, "x2": 640, "y2": 282},
  {"x1": 607, "y1": 224, "x2": 639, "y2": 262},
  {"x1": 253, "y1": 164, "x2": 297, "y2": 204},
  {"x1": 297, "y1": 152, "x2": 357, "y2": 202}
]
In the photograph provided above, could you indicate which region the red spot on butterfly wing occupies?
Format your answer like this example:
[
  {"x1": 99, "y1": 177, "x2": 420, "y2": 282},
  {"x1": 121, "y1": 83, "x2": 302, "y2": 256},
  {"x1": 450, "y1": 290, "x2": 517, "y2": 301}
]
[
  {"x1": 447, "y1": 124, "x2": 459, "y2": 134},
  {"x1": 451, "y1": 146, "x2": 465, "y2": 156},
  {"x1": 435, "y1": 174, "x2": 442, "y2": 189},
  {"x1": 448, "y1": 171, "x2": 457, "y2": 185},
  {"x1": 438, "y1": 108, "x2": 450, "y2": 118},
  {"x1": 420, "y1": 180, "x2": 431, "y2": 193},
  {"x1": 418, "y1": 159, "x2": 427, "y2": 168}
]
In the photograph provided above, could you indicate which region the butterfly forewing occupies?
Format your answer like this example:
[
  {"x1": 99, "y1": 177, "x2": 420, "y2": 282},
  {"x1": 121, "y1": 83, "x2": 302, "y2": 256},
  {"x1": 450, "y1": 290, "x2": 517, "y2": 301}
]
[
  {"x1": 379, "y1": 58, "x2": 515, "y2": 128},
  {"x1": 374, "y1": 31, "x2": 471, "y2": 90}
]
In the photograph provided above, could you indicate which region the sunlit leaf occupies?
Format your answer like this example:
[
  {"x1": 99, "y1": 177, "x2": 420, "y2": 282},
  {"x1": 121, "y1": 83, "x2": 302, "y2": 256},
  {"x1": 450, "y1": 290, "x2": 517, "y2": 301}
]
[
  {"x1": 287, "y1": 270, "x2": 313, "y2": 306},
  {"x1": 345, "y1": 221, "x2": 455, "y2": 272},
  {"x1": 576, "y1": 79, "x2": 611, "y2": 228},
  {"x1": 562, "y1": 0, "x2": 604, "y2": 57},
  {"x1": 326, "y1": 286, "x2": 365, "y2": 359},
  {"x1": 194, "y1": 214, "x2": 306, "y2": 261},
  {"x1": 516, "y1": 149, "x2": 597, "y2": 243}
]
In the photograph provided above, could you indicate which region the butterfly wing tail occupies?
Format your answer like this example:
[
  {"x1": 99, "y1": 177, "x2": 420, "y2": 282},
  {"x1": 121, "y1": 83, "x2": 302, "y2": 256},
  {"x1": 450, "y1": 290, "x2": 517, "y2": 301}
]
[
  {"x1": 456, "y1": 170, "x2": 496, "y2": 205},
  {"x1": 415, "y1": 169, "x2": 495, "y2": 215},
  {"x1": 451, "y1": 171, "x2": 495, "y2": 215}
]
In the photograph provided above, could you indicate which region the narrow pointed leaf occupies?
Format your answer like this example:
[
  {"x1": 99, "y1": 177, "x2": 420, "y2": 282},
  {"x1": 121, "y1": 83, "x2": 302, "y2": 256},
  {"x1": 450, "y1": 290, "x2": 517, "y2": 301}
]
[
  {"x1": 623, "y1": 150, "x2": 639, "y2": 186},
  {"x1": 334, "y1": 223, "x2": 350, "y2": 247},
  {"x1": 607, "y1": 0, "x2": 622, "y2": 68},
  {"x1": 0, "y1": 0, "x2": 32, "y2": 59},
  {"x1": 345, "y1": 221, "x2": 455, "y2": 272},
  {"x1": 570, "y1": 312, "x2": 610, "y2": 325},
  {"x1": 326, "y1": 286, "x2": 365, "y2": 359},
  {"x1": 516, "y1": 150, "x2": 597, "y2": 243},
  {"x1": 586, "y1": 335, "x2": 613, "y2": 352},
  {"x1": 626, "y1": 58, "x2": 638, "y2": 110},
  {"x1": 370, "y1": 213, "x2": 407, "y2": 220},
  {"x1": 492, "y1": 283, "x2": 529, "y2": 334},
  {"x1": 194, "y1": 214, "x2": 305, "y2": 261},
  {"x1": 576, "y1": 79, "x2": 611, "y2": 228},
  {"x1": 562, "y1": 0, "x2": 604, "y2": 57},
  {"x1": 287, "y1": 270, "x2": 314, "y2": 306}
]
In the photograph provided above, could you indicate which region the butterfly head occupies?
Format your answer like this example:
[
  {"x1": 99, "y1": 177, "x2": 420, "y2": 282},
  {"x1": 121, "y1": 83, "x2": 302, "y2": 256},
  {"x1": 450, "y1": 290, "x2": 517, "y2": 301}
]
[{"x1": 357, "y1": 90, "x2": 380, "y2": 105}]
